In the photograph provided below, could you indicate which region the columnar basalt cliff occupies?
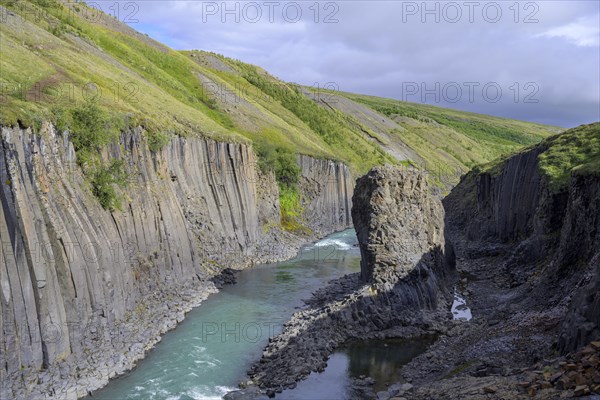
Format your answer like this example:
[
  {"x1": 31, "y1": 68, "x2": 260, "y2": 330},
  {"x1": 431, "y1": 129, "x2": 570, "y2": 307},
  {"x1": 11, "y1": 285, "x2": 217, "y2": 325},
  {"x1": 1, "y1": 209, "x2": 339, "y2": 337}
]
[
  {"x1": 556, "y1": 172, "x2": 600, "y2": 352},
  {"x1": 350, "y1": 166, "x2": 452, "y2": 326},
  {"x1": 240, "y1": 166, "x2": 452, "y2": 396},
  {"x1": 298, "y1": 155, "x2": 353, "y2": 236},
  {"x1": 239, "y1": 125, "x2": 600, "y2": 400},
  {"x1": 0, "y1": 123, "x2": 354, "y2": 399},
  {"x1": 389, "y1": 125, "x2": 600, "y2": 399},
  {"x1": 444, "y1": 137, "x2": 600, "y2": 353}
]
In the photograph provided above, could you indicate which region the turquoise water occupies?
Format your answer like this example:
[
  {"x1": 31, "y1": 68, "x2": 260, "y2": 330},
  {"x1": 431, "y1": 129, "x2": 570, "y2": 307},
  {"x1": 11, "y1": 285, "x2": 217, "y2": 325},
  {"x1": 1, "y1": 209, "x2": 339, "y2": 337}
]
[{"x1": 89, "y1": 230, "x2": 361, "y2": 400}]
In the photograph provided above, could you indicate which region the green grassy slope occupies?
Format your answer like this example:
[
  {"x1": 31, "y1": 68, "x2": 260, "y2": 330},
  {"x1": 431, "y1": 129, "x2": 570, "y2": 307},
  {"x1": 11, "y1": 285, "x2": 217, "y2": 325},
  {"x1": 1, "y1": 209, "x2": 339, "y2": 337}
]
[
  {"x1": 0, "y1": 0, "x2": 560, "y2": 183},
  {"x1": 0, "y1": 0, "x2": 237, "y2": 140},
  {"x1": 538, "y1": 122, "x2": 600, "y2": 192},
  {"x1": 339, "y1": 93, "x2": 561, "y2": 177},
  {"x1": 475, "y1": 122, "x2": 600, "y2": 193},
  {"x1": 0, "y1": 0, "x2": 392, "y2": 175}
]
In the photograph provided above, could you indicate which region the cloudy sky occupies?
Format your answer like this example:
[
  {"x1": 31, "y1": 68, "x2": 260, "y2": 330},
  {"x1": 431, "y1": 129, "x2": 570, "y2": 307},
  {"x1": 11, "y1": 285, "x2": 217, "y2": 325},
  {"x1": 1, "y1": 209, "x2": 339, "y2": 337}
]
[{"x1": 121, "y1": 1, "x2": 598, "y2": 127}]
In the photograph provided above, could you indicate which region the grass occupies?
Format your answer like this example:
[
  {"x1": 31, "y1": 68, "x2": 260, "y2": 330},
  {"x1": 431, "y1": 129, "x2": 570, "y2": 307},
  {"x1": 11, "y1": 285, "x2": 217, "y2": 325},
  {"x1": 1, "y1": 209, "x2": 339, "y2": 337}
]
[
  {"x1": 279, "y1": 186, "x2": 310, "y2": 234},
  {"x1": 147, "y1": 130, "x2": 171, "y2": 152},
  {"x1": 344, "y1": 93, "x2": 559, "y2": 178},
  {"x1": 255, "y1": 143, "x2": 300, "y2": 187},
  {"x1": 1, "y1": 0, "x2": 390, "y2": 176},
  {"x1": 255, "y1": 143, "x2": 309, "y2": 232},
  {"x1": 229, "y1": 59, "x2": 395, "y2": 174},
  {"x1": 475, "y1": 123, "x2": 599, "y2": 194},
  {"x1": 69, "y1": 100, "x2": 120, "y2": 155},
  {"x1": 0, "y1": 0, "x2": 238, "y2": 140},
  {"x1": 538, "y1": 123, "x2": 600, "y2": 192}
]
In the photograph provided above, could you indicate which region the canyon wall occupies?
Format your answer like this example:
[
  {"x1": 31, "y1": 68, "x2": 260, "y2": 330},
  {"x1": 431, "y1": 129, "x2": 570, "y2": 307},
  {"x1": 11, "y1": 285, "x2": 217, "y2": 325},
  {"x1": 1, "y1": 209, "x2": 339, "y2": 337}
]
[
  {"x1": 0, "y1": 123, "x2": 353, "y2": 399},
  {"x1": 239, "y1": 126, "x2": 599, "y2": 399},
  {"x1": 443, "y1": 139, "x2": 600, "y2": 354},
  {"x1": 554, "y1": 172, "x2": 600, "y2": 352},
  {"x1": 298, "y1": 155, "x2": 353, "y2": 236}
]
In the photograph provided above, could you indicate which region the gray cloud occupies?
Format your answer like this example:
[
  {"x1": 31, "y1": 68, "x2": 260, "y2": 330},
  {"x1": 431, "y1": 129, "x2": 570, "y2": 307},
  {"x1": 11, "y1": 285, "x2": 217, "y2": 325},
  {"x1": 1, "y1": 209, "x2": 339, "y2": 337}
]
[{"x1": 131, "y1": 0, "x2": 599, "y2": 127}]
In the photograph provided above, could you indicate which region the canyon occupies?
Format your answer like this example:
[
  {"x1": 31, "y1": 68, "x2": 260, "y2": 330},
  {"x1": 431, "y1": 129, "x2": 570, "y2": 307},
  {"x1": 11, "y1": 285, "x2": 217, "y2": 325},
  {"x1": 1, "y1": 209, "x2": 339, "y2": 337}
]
[
  {"x1": 0, "y1": 123, "x2": 353, "y2": 399},
  {"x1": 233, "y1": 123, "x2": 600, "y2": 399},
  {"x1": 0, "y1": 2, "x2": 597, "y2": 399},
  {"x1": 0, "y1": 121, "x2": 598, "y2": 399}
]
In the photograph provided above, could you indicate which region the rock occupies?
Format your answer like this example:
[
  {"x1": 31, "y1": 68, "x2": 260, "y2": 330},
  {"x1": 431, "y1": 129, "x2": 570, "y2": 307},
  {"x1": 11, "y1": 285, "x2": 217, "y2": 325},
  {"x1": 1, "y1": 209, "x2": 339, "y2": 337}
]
[
  {"x1": 565, "y1": 363, "x2": 578, "y2": 371},
  {"x1": 377, "y1": 391, "x2": 391, "y2": 400},
  {"x1": 483, "y1": 385, "x2": 498, "y2": 393},
  {"x1": 527, "y1": 386, "x2": 538, "y2": 396},
  {"x1": 399, "y1": 383, "x2": 414, "y2": 392},
  {"x1": 574, "y1": 385, "x2": 590, "y2": 397},
  {"x1": 244, "y1": 166, "x2": 451, "y2": 393},
  {"x1": 352, "y1": 165, "x2": 448, "y2": 286},
  {"x1": 541, "y1": 381, "x2": 553, "y2": 389},
  {"x1": 239, "y1": 379, "x2": 254, "y2": 388},
  {"x1": 557, "y1": 376, "x2": 574, "y2": 390},
  {"x1": 550, "y1": 372, "x2": 563, "y2": 383},
  {"x1": 223, "y1": 386, "x2": 268, "y2": 400},
  {"x1": 441, "y1": 125, "x2": 600, "y2": 400}
]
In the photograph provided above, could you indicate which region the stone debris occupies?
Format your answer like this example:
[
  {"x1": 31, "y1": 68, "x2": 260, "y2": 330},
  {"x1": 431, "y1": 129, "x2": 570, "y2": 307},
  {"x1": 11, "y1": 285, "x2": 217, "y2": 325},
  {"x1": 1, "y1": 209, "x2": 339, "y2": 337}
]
[{"x1": 518, "y1": 342, "x2": 600, "y2": 397}]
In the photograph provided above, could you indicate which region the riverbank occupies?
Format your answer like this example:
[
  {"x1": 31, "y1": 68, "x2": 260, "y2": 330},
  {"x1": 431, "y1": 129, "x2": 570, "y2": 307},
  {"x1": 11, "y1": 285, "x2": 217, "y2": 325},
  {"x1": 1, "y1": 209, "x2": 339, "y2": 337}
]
[
  {"x1": 15, "y1": 281, "x2": 219, "y2": 400},
  {"x1": 0, "y1": 122, "x2": 355, "y2": 400},
  {"x1": 231, "y1": 167, "x2": 454, "y2": 397},
  {"x1": 82, "y1": 229, "x2": 361, "y2": 400},
  {"x1": 5, "y1": 228, "x2": 345, "y2": 399},
  {"x1": 372, "y1": 249, "x2": 597, "y2": 400}
]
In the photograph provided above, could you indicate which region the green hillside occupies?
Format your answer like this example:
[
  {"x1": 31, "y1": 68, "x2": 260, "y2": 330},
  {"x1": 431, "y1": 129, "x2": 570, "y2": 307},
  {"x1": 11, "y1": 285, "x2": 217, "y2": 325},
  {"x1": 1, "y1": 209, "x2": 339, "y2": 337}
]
[
  {"x1": 538, "y1": 122, "x2": 600, "y2": 192},
  {"x1": 339, "y1": 93, "x2": 562, "y2": 178},
  {"x1": 0, "y1": 0, "x2": 559, "y2": 187}
]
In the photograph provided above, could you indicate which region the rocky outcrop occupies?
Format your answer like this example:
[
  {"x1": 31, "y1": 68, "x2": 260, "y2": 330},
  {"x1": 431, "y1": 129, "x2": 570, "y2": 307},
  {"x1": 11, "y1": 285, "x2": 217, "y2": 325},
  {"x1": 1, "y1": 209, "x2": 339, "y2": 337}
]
[
  {"x1": 243, "y1": 166, "x2": 452, "y2": 395},
  {"x1": 468, "y1": 146, "x2": 547, "y2": 242},
  {"x1": 236, "y1": 127, "x2": 600, "y2": 400},
  {"x1": 317, "y1": 126, "x2": 598, "y2": 400},
  {"x1": 0, "y1": 123, "x2": 354, "y2": 399},
  {"x1": 401, "y1": 128, "x2": 599, "y2": 399},
  {"x1": 352, "y1": 165, "x2": 446, "y2": 285}
]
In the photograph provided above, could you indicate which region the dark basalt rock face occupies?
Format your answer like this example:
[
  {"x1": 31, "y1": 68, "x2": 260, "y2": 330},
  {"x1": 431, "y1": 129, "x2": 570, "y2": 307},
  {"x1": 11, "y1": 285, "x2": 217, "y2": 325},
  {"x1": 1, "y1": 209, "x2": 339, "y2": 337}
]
[
  {"x1": 352, "y1": 165, "x2": 447, "y2": 287},
  {"x1": 373, "y1": 129, "x2": 600, "y2": 400},
  {"x1": 555, "y1": 173, "x2": 600, "y2": 352},
  {"x1": 243, "y1": 128, "x2": 600, "y2": 400},
  {"x1": 444, "y1": 140, "x2": 600, "y2": 354}
]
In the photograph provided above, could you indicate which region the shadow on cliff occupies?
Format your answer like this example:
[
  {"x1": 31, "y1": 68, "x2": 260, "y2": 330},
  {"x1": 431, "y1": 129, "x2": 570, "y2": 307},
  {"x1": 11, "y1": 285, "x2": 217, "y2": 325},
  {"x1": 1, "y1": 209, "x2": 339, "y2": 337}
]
[{"x1": 441, "y1": 148, "x2": 600, "y2": 355}]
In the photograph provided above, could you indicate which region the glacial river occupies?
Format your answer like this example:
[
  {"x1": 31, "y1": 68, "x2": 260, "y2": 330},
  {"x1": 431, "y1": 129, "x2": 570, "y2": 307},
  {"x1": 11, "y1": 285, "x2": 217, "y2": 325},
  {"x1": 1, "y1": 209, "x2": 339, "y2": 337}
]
[{"x1": 89, "y1": 230, "x2": 427, "y2": 400}]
